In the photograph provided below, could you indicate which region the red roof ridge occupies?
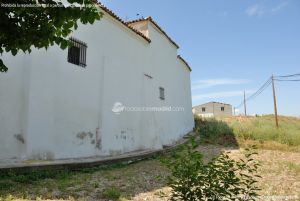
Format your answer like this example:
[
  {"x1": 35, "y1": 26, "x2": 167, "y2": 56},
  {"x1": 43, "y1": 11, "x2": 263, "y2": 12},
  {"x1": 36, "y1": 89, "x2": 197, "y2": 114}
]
[
  {"x1": 96, "y1": 2, "x2": 151, "y2": 43},
  {"x1": 177, "y1": 55, "x2": 192, "y2": 71},
  {"x1": 126, "y1": 17, "x2": 151, "y2": 24},
  {"x1": 126, "y1": 17, "x2": 179, "y2": 49}
]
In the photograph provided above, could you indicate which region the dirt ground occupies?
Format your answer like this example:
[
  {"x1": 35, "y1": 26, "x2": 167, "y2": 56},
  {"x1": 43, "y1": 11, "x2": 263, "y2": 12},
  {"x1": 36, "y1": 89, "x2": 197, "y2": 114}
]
[{"x1": 0, "y1": 145, "x2": 299, "y2": 201}]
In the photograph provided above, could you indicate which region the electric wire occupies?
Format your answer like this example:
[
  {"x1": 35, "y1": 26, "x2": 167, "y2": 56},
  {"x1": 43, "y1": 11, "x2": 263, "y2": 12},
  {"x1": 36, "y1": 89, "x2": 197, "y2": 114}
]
[
  {"x1": 235, "y1": 77, "x2": 272, "y2": 109},
  {"x1": 274, "y1": 79, "x2": 300, "y2": 82},
  {"x1": 234, "y1": 72, "x2": 300, "y2": 111},
  {"x1": 274, "y1": 73, "x2": 300, "y2": 78}
]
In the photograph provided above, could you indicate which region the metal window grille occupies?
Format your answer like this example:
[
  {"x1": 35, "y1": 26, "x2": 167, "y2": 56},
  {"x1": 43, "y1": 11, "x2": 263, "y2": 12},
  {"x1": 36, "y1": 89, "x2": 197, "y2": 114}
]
[
  {"x1": 68, "y1": 37, "x2": 87, "y2": 67},
  {"x1": 202, "y1": 107, "x2": 206, "y2": 112},
  {"x1": 221, "y1": 107, "x2": 225, "y2": 111}
]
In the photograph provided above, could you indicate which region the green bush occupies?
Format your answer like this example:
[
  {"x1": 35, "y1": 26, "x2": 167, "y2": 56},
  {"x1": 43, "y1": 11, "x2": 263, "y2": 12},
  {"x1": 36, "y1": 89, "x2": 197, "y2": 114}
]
[
  {"x1": 165, "y1": 137, "x2": 261, "y2": 201},
  {"x1": 194, "y1": 117, "x2": 237, "y2": 145}
]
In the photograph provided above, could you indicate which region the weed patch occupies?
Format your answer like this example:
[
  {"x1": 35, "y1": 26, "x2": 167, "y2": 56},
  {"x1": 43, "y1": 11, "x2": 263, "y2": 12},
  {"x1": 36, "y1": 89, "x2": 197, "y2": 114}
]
[{"x1": 102, "y1": 186, "x2": 121, "y2": 200}]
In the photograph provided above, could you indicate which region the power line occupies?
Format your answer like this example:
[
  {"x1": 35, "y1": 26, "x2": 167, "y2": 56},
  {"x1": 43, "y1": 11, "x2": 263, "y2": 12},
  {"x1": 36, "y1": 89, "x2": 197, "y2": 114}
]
[
  {"x1": 235, "y1": 73, "x2": 300, "y2": 109},
  {"x1": 235, "y1": 77, "x2": 272, "y2": 109},
  {"x1": 274, "y1": 79, "x2": 300, "y2": 82},
  {"x1": 234, "y1": 72, "x2": 299, "y2": 127},
  {"x1": 274, "y1": 73, "x2": 300, "y2": 78},
  {"x1": 246, "y1": 79, "x2": 272, "y2": 102}
]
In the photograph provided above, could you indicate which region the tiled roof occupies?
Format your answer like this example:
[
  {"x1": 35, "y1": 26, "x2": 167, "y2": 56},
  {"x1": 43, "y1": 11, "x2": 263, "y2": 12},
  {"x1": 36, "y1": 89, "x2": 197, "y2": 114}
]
[
  {"x1": 96, "y1": 3, "x2": 151, "y2": 43},
  {"x1": 177, "y1": 55, "x2": 192, "y2": 71},
  {"x1": 126, "y1": 17, "x2": 180, "y2": 49}
]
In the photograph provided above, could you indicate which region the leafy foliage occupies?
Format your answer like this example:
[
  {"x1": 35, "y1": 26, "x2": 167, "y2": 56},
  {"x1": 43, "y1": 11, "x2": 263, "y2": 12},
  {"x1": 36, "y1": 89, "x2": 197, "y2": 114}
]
[
  {"x1": 194, "y1": 117, "x2": 238, "y2": 146},
  {"x1": 0, "y1": 0, "x2": 103, "y2": 72},
  {"x1": 165, "y1": 137, "x2": 261, "y2": 201}
]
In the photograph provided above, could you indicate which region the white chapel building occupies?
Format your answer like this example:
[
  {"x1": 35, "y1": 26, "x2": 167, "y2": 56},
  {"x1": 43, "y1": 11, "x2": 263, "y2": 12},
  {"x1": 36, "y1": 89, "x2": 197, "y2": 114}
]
[{"x1": 0, "y1": 3, "x2": 194, "y2": 161}]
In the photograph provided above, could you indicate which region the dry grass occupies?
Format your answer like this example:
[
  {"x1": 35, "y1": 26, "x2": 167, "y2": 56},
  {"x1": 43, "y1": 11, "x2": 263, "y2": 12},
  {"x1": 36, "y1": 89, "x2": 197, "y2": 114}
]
[
  {"x1": 197, "y1": 144, "x2": 300, "y2": 199},
  {"x1": 1, "y1": 115, "x2": 299, "y2": 200},
  {"x1": 196, "y1": 115, "x2": 300, "y2": 152},
  {"x1": 0, "y1": 160, "x2": 170, "y2": 201},
  {"x1": 1, "y1": 145, "x2": 299, "y2": 201}
]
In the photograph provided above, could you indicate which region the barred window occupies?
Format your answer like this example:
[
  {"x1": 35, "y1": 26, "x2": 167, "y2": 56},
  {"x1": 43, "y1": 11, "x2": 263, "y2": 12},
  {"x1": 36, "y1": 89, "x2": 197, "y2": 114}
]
[
  {"x1": 202, "y1": 107, "x2": 206, "y2": 112},
  {"x1": 68, "y1": 37, "x2": 87, "y2": 67},
  {"x1": 159, "y1": 87, "x2": 165, "y2": 100},
  {"x1": 221, "y1": 107, "x2": 225, "y2": 111}
]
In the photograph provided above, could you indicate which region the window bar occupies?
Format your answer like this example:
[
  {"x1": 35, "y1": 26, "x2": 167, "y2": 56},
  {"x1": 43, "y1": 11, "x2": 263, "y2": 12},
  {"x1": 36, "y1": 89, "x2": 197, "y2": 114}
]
[
  {"x1": 79, "y1": 43, "x2": 82, "y2": 67},
  {"x1": 83, "y1": 46, "x2": 86, "y2": 67},
  {"x1": 71, "y1": 38, "x2": 74, "y2": 64},
  {"x1": 68, "y1": 37, "x2": 87, "y2": 67}
]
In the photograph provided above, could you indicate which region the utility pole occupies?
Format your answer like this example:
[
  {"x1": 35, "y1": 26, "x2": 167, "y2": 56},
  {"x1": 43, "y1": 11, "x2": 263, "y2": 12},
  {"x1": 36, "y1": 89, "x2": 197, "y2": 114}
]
[
  {"x1": 244, "y1": 90, "x2": 247, "y2": 116},
  {"x1": 271, "y1": 75, "x2": 279, "y2": 128}
]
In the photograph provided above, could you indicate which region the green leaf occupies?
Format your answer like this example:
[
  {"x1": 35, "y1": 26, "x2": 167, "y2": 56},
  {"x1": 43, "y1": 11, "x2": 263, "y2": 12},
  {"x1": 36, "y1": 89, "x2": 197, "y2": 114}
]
[
  {"x1": 0, "y1": 60, "x2": 8, "y2": 73},
  {"x1": 11, "y1": 49, "x2": 18, "y2": 56},
  {"x1": 60, "y1": 40, "x2": 69, "y2": 49}
]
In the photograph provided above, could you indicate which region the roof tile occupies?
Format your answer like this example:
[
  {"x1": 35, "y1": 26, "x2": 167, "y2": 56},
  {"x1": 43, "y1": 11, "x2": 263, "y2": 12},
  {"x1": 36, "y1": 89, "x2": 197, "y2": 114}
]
[
  {"x1": 127, "y1": 17, "x2": 179, "y2": 49},
  {"x1": 97, "y1": 3, "x2": 151, "y2": 43}
]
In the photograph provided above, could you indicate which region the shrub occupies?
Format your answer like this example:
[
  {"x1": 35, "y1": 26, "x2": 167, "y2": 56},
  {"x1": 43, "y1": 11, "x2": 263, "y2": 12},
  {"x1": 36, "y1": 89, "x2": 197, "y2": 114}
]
[
  {"x1": 165, "y1": 137, "x2": 261, "y2": 201},
  {"x1": 194, "y1": 117, "x2": 237, "y2": 146}
]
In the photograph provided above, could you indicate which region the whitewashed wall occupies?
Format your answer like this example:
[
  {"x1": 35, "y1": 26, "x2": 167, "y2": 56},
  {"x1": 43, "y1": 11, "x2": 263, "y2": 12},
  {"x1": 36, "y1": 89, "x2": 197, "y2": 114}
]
[{"x1": 0, "y1": 9, "x2": 194, "y2": 160}]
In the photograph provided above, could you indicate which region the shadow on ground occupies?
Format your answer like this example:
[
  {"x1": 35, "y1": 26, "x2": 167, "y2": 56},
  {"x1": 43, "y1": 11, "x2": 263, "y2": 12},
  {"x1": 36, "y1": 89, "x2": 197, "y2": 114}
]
[{"x1": 192, "y1": 117, "x2": 241, "y2": 162}]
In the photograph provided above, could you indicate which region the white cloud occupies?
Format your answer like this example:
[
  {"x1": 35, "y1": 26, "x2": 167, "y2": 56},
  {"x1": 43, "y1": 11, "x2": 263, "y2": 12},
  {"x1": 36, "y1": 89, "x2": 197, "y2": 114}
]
[
  {"x1": 192, "y1": 78, "x2": 250, "y2": 90},
  {"x1": 192, "y1": 90, "x2": 254, "y2": 101},
  {"x1": 245, "y1": 4, "x2": 265, "y2": 17},
  {"x1": 246, "y1": 1, "x2": 289, "y2": 17},
  {"x1": 271, "y1": 1, "x2": 289, "y2": 13}
]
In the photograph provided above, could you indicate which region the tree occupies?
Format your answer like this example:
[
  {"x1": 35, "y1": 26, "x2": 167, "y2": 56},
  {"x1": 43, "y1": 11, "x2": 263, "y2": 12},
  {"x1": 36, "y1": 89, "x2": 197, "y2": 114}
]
[{"x1": 0, "y1": 0, "x2": 103, "y2": 72}]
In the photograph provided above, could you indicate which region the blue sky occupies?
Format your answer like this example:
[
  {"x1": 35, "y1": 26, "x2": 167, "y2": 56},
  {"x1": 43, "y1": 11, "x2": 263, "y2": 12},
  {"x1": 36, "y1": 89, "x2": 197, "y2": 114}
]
[{"x1": 101, "y1": 0, "x2": 300, "y2": 117}]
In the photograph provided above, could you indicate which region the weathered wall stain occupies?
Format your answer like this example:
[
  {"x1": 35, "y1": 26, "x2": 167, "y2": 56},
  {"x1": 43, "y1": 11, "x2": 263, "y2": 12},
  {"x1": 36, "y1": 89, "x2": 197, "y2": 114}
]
[
  {"x1": 30, "y1": 152, "x2": 54, "y2": 160},
  {"x1": 76, "y1": 131, "x2": 101, "y2": 149},
  {"x1": 96, "y1": 139, "x2": 101, "y2": 149},
  {"x1": 109, "y1": 150, "x2": 121, "y2": 156},
  {"x1": 95, "y1": 128, "x2": 101, "y2": 150},
  {"x1": 76, "y1": 132, "x2": 94, "y2": 140},
  {"x1": 115, "y1": 129, "x2": 135, "y2": 142},
  {"x1": 14, "y1": 134, "x2": 25, "y2": 144}
]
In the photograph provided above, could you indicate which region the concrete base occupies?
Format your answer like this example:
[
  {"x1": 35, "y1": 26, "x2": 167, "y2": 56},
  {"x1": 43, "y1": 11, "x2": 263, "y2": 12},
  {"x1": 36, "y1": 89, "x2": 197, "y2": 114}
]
[{"x1": 0, "y1": 134, "x2": 191, "y2": 172}]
